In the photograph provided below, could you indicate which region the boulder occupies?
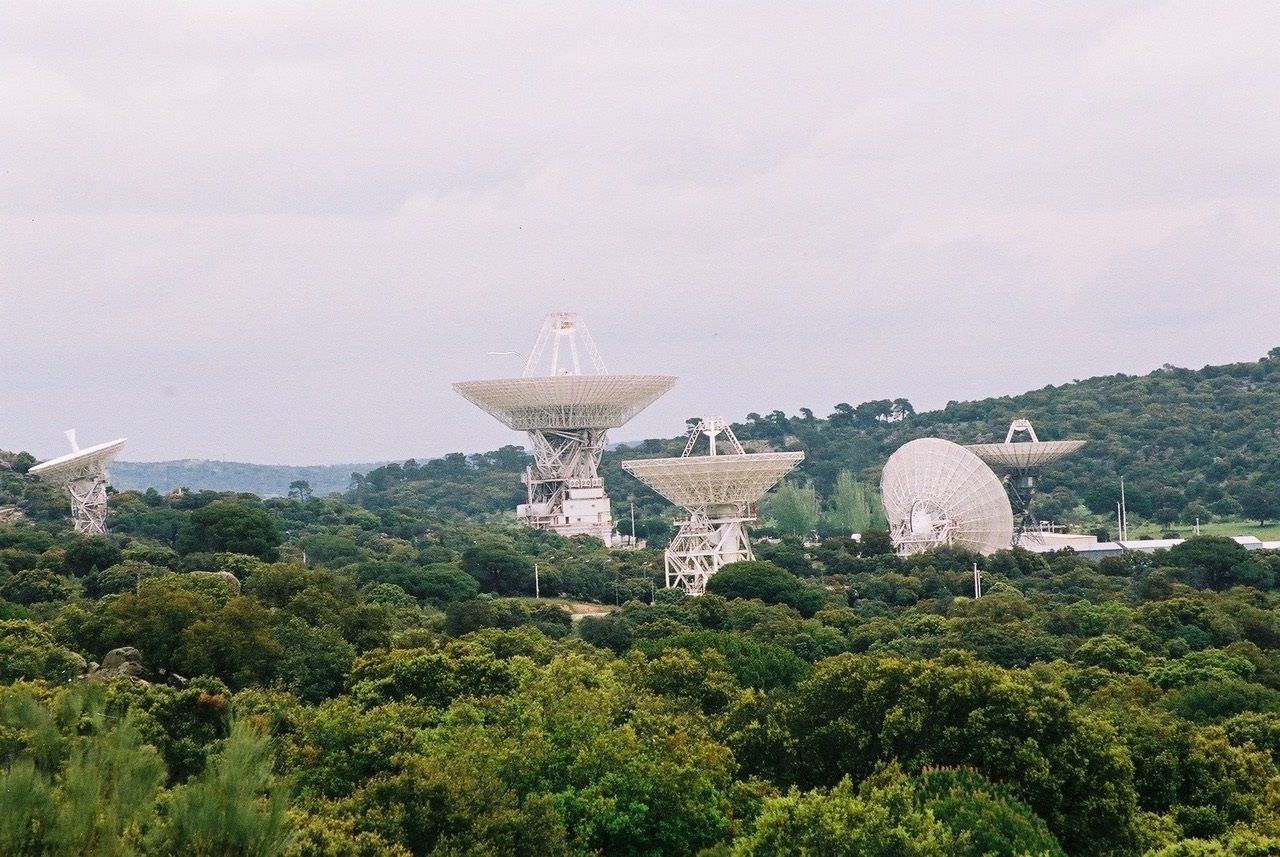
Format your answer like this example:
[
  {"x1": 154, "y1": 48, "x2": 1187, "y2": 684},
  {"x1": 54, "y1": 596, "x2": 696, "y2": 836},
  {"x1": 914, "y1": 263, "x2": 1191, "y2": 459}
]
[
  {"x1": 88, "y1": 646, "x2": 152, "y2": 683},
  {"x1": 101, "y1": 646, "x2": 143, "y2": 669}
]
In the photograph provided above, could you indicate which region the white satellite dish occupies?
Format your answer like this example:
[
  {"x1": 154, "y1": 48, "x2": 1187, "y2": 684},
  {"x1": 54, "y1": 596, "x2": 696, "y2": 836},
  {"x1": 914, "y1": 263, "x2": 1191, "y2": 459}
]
[
  {"x1": 965, "y1": 419, "x2": 1085, "y2": 541},
  {"x1": 880, "y1": 438, "x2": 1012, "y2": 556},
  {"x1": 622, "y1": 416, "x2": 803, "y2": 595},
  {"x1": 28, "y1": 431, "x2": 127, "y2": 535},
  {"x1": 454, "y1": 312, "x2": 676, "y2": 544}
]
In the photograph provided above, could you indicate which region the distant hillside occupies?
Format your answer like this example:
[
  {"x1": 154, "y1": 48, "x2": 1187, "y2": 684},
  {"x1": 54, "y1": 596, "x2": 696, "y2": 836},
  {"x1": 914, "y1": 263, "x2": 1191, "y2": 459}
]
[{"x1": 110, "y1": 459, "x2": 387, "y2": 498}]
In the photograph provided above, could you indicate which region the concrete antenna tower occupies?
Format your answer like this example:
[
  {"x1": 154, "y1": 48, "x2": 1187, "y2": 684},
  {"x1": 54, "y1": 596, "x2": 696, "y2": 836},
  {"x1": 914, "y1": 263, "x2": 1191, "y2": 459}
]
[
  {"x1": 966, "y1": 419, "x2": 1085, "y2": 543},
  {"x1": 28, "y1": 430, "x2": 127, "y2": 534},
  {"x1": 622, "y1": 416, "x2": 803, "y2": 595},
  {"x1": 880, "y1": 438, "x2": 1013, "y2": 557},
  {"x1": 454, "y1": 312, "x2": 676, "y2": 544}
]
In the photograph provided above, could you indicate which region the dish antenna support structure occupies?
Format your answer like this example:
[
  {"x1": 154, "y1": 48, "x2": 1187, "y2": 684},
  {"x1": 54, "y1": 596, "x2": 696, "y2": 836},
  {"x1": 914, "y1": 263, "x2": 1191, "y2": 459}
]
[
  {"x1": 454, "y1": 312, "x2": 676, "y2": 544},
  {"x1": 880, "y1": 438, "x2": 1013, "y2": 557},
  {"x1": 28, "y1": 430, "x2": 127, "y2": 535},
  {"x1": 965, "y1": 419, "x2": 1085, "y2": 543},
  {"x1": 622, "y1": 417, "x2": 803, "y2": 595}
]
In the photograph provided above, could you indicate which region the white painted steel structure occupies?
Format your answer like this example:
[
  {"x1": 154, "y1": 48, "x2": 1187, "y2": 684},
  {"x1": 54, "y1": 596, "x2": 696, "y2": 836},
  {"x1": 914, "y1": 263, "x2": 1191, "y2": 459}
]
[
  {"x1": 622, "y1": 417, "x2": 803, "y2": 595},
  {"x1": 966, "y1": 419, "x2": 1085, "y2": 542},
  {"x1": 28, "y1": 430, "x2": 127, "y2": 534},
  {"x1": 881, "y1": 438, "x2": 1013, "y2": 557},
  {"x1": 453, "y1": 313, "x2": 675, "y2": 544}
]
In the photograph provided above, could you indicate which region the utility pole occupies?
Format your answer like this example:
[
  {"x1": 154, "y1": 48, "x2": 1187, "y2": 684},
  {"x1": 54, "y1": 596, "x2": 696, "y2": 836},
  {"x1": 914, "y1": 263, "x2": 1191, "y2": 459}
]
[
  {"x1": 630, "y1": 500, "x2": 637, "y2": 548},
  {"x1": 534, "y1": 563, "x2": 540, "y2": 599},
  {"x1": 972, "y1": 562, "x2": 982, "y2": 599}
]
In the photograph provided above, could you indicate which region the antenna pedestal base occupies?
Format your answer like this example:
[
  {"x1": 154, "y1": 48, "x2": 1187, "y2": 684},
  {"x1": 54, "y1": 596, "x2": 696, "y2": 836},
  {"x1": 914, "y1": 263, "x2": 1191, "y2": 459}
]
[
  {"x1": 665, "y1": 509, "x2": 754, "y2": 595},
  {"x1": 520, "y1": 428, "x2": 614, "y2": 544},
  {"x1": 1008, "y1": 477, "x2": 1040, "y2": 544},
  {"x1": 66, "y1": 476, "x2": 110, "y2": 535}
]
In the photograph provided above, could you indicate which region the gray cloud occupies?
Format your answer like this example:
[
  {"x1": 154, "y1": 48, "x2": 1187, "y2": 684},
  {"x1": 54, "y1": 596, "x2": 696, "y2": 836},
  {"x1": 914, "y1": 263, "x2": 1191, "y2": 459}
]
[{"x1": 2, "y1": 2, "x2": 1277, "y2": 463}]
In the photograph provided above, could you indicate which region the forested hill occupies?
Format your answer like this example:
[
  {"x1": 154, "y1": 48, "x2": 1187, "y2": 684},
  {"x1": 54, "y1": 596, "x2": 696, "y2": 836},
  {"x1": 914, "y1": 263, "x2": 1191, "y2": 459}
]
[
  {"x1": 722, "y1": 346, "x2": 1280, "y2": 527},
  {"x1": 355, "y1": 347, "x2": 1280, "y2": 531}
]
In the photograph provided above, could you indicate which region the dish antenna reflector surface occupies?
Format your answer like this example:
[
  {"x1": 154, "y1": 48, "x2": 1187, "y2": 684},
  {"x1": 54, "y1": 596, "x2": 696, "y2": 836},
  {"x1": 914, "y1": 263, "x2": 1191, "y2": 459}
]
[
  {"x1": 28, "y1": 431, "x2": 127, "y2": 534},
  {"x1": 966, "y1": 419, "x2": 1085, "y2": 542},
  {"x1": 454, "y1": 312, "x2": 676, "y2": 544},
  {"x1": 622, "y1": 417, "x2": 803, "y2": 595},
  {"x1": 880, "y1": 438, "x2": 1012, "y2": 557}
]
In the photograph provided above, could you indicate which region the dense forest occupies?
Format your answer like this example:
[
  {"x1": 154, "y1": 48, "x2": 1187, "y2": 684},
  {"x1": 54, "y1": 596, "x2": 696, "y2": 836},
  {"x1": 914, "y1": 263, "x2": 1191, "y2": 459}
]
[{"x1": 2, "y1": 349, "x2": 1280, "y2": 855}]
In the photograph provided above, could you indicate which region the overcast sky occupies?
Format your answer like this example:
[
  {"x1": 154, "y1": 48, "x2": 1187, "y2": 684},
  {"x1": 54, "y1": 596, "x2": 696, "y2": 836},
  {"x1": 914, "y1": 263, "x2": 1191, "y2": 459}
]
[{"x1": 2, "y1": 2, "x2": 1277, "y2": 464}]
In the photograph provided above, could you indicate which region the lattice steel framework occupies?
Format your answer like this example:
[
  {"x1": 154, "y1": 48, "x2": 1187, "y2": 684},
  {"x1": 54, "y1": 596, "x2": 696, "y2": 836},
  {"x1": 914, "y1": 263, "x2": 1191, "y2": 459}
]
[
  {"x1": 880, "y1": 437, "x2": 1013, "y2": 557},
  {"x1": 966, "y1": 419, "x2": 1085, "y2": 543},
  {"x1": 453, "y1": 313, "x2": 676, "y2": 543},
  {"x1": 623, "y1": 417, "x2": 803, "y2": 595},
  {"x1": 28, "y1": 431, "x2": 127, "y2": 535}
]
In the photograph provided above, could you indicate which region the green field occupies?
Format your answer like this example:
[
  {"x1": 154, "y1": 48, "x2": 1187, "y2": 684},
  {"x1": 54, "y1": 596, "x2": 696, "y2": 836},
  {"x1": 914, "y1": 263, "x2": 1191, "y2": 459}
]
[{"x1": 1122, "y1": 518, "x2": 1280, "y2": 541}]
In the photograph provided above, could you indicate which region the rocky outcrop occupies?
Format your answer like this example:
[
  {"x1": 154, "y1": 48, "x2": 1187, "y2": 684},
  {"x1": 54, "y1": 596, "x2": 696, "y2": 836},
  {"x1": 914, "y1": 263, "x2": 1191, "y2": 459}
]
[
  {"x1": 85, "y1": 647, "x2": 189, "y2": 687},
  {"x1": 88, "y1": 646, "x2": 150, "y2": 682}
]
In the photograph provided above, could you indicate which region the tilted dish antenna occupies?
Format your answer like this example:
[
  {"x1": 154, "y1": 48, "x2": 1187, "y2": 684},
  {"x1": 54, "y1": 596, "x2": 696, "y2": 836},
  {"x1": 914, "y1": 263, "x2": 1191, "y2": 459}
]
[
  {"x1": 965, "y1": 419, "x2": 1085, "y2": 543},
  {"x1": 880, "y1": 438, "x2": 1012, "y2": 557},
  {"x1": 622, "y1": 416, "x2": 803, "y2": 595},
  {"x1": 453, "y1": 312, "x2": 676, "y2": 544},
  {"x1": 28, "y1": 430, "x2": 127, "y2": 534}
]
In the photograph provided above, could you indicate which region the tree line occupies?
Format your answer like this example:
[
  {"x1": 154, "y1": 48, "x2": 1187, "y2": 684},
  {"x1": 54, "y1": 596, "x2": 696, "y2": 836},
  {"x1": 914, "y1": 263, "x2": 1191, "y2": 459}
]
[{"x1": 3, "y1": 451, "x2": 1280, "y2": 852}]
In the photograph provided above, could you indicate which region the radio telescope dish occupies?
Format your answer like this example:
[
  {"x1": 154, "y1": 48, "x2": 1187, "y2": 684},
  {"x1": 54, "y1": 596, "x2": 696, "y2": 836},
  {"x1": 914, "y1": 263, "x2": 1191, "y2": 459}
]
[
  {"x1": 454, "y1": 312, "x2": 676, "y2": 544},
  {"x1": 453, "y1": 375, "x2": 675, "y2": 432},
  {"x1": 966, "y1": 419, "x2": 1085, "y2": 541},
  {"x1": 623, "y1": 416, "x2": 803, "y2": 595},
  {"x1": 28, "y1": 429, "x2": 127, "y2": 534},
  {"x1": 880, "y1": 438, "x2": 1012, "y2": 557}
]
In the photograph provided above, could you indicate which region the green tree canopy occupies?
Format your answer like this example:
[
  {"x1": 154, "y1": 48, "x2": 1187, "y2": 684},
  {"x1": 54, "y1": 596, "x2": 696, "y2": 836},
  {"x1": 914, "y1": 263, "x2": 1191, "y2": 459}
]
[
  {"x1": 731, "y1": 653, "x2": 1139, "y2": 856},
  {"x1": 705, "y1": 561, "x2": 826, "y2": 617},
  {"x1": 461, "y1": 542, "x2": 535, "y2": 595},
  {"x1": 177, "y1": 501, "x2": 281, "y2": 561}
]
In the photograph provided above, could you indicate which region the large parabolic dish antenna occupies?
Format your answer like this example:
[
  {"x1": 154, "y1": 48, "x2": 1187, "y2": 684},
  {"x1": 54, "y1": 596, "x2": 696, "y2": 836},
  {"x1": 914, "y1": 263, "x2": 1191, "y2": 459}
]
[
  {"x1": 880, "y1": 437, "x2": 1012, "y2": 557},
  {"x1": 453, "y1": 375, "x2": 675, "y2": 432},
  {"x1": 623, "y1": 416, "x2": 803, "y2": 595},
  {"x1": 453, "y1": 312, "x2": 676, "y2": 544},
  {"x1": 28, "y1": 430, "x2": 127, "y2": 535},
  {"x1": 965, "y1": 419, "x2": 1085, "y2": 541}
]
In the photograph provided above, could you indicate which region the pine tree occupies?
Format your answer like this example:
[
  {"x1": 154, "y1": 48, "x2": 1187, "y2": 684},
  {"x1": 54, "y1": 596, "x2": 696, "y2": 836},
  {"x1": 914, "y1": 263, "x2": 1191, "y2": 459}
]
[
  {"x1": 152, "y1": 719, "x2": 291, "y2": 857},
  {"x1": 766, "y1": 480, "x2": 821, "y2": 537}
]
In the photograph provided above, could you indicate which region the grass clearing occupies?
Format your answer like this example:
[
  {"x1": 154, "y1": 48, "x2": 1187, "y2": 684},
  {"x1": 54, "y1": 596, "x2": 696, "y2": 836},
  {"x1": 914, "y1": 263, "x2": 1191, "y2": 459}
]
[{"x1": 1122, "y1": 518, "x2": 1280, "y2": 541}]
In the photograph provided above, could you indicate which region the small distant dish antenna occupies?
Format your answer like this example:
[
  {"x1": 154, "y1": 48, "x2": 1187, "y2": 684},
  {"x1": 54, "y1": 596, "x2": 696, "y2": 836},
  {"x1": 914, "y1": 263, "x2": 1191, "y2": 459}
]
[
  {"x1": 454, "y1": 312, "x2": 676, "y2": 544},
  {"x1": 880, "y1": 438, "x2": 1012, "y2": 556},
  {"x1": 28, "y1": 430, "x2": 127, "y2": 534},
  {"x1": 966, "y1": 419, "x2": 1085, "y2": 543},
  {"x1": 622, "y1": 417, "x2": 804, "y2": 595}
]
